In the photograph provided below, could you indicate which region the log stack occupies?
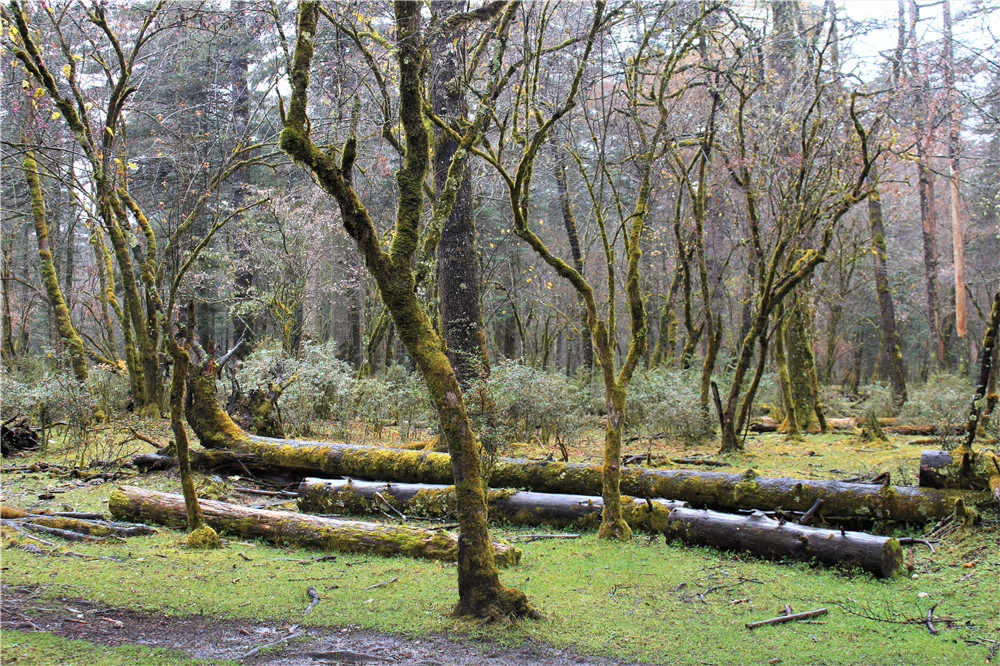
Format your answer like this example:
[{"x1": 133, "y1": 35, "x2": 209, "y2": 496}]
[{"x1": 298, "y1": 478, "x2": 903, "y2": 577}]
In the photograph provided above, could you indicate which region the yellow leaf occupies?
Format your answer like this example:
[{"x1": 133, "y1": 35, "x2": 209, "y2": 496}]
[
  {"x1": 62, "y1": 64, "x2": 72, "y2": 79},
  {"x1": 104, "y1": 126, "x2": 114, "y2": 138},
  {"x1": 546, "y1": 282, "x2": 552, "y2": 289},
  {"x1": 51, "y1": 111, "x2": 60, "y2": 120}
]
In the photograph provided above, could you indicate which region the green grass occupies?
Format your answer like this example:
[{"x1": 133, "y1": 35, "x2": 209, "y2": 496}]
[
  {"x1": 2, "y1": 425, "x2": 998, "y2": 665},
  {"x1": 0, "y1": 630, "x2": 230, "y2": 665}
]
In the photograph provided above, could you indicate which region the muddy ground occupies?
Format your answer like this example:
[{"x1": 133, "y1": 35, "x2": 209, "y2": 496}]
[{"x1": 1, "y1": 584, "x2": 652, "y2": 665}]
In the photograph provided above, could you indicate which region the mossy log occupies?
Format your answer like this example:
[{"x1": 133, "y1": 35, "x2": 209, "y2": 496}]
[
  {"x1": 214, "y1": 435, "x2": 976, "y2": 527},
  {"x1": 108, "y1": 486, "x2": 520, "y2": 566},
  {"x1": 298, "y1": 478, "x2": 902, "y2": 577},
  {"x1": 0, "y1": 506, "x2": 157, "y2": 537},
  {"x1": 918, "y1": 450, "x2": 999, "y2": 491}
]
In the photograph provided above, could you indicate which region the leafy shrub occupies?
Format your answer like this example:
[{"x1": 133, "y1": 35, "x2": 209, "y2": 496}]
[
  {"x1": 899, "y1": 373, "x2": 973, "y2": 430},
  {"x1": 470, "y1": 360, "x2": 584, "y2": 452},
  {"x1": 855, "y1": 383, "x2": 896, "y2": 419},
  {"x1": 625, "y1": 368, "x2": 716, "y2": 447},
  {"x1": 234, "y1": 341, "x2": 430, "y2": 439}
]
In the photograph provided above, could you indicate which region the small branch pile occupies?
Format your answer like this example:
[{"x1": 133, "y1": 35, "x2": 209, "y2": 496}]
[{"x1": 1, "y1": 506, "x2": 156, "y2": 558}]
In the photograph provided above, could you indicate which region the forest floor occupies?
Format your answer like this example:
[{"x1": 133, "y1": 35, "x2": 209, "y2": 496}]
[{"x1": 1, "y1": 417, "x2": 998, "y2": 665}]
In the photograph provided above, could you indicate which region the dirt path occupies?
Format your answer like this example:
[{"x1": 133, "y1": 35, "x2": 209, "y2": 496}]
[{"x1": 1, "y1": 585, "x2": 652, "y2": 665}]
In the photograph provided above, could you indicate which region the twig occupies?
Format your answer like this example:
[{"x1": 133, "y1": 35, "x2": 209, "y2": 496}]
[
  {"x1": 926, "y1": 602, "x2": 939, "y2": 635},
  {"x1": 238, "y1": 631, "x2": 302, "y2": 660},
  {"x1": 373, "y1": 492, "x2": 406, "y2": 521},
  {"x1": 234, "y1": 487, "x2": 298, "y2": 497},
  {"x1": 897, "y1": 538, "x2": 935, "y2": 553},
  {"x1": 746, "y1": 608, "x2": 828, "y2": 629},
  {"x1": 507, "y1": 533, "x2": 581, "y2": 542},
  {"x1": 670, "y1": 458, "x2": 729, "y2": 467},
  {"x1": 799, "y1": 498, "x2": 823, "y2": 525},
  {"x1": 303, "y1": 586, "x2": 321, "y2": 614},
  {"x1": 362, "y1": 577, "x2": 399, "y2": 590}
]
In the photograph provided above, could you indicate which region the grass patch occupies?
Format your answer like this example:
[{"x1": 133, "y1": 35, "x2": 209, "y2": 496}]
[
  {"x1": 2, "y1": 422, "x2": 998, "y2": 665},
  {"x1": 0, "y1": 630, "x2": 228, "y2": 665}
]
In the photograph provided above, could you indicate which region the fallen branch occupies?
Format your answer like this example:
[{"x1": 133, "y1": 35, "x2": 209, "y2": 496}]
[
  {"x1": 508, "y1": 534, "x2": 582, "y2": 542},
  {"x1": 362, "y1": 577, "x2": 398, "y2": 590},
  {"x1": 926, "y1": 602, "x2": 940, "y2": 636},
  {"x1": 303, "y1": 586, "x2": 320, "y2": 614},
  {"x1": 746, "y1": 608, "x2": 828, "y2": 629},
  {"x1": 237, "y1": 631, "x2": 302, "y2": 661}
]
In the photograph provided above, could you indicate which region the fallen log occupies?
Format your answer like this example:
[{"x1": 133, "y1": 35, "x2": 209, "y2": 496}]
[
  {"x1": 298, "y1": 478, "x2": 902, "y2": 577},
  {"x1": 108, "y1": 486, "x2": 520, "y2": 566},
  {"x1": 918, "y1": 450, "x2": 999, "y2": 491},
  {"x1": 210, "y1": 435, "x2": 977, "y2": 527},
  {"x1": 0, "y1": 506, "x2": 157, "y2": 537}
]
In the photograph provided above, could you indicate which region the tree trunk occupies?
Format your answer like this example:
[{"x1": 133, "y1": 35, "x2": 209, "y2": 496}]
[
  {"x1": 108, "y1": 485, "x2": 520, "y2": 566},
  {"x1": 942, "y1": 0, "x2": 967, "y2": 350},
  {"x1": 867, "y1": 173, "x2": 907, "y2": 407},
  {"x1": 24, "y1": 153, "x2": 103, "y2": 422},
  {"x1": 432, "y1": 2, "x2": 490, "y2": 387},
  {"x1": 230, "y1": 0, "x2": 255, "y2": 361},
  {"x1": 300, "y1": 478, "x2": 902, "y2": 577},
  {"x1": 279, "y1": 1, "x2": 533, "y2": 620}
]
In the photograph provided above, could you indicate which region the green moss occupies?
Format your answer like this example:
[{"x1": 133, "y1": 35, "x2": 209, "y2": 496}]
[{"x1": 185, "y1": 525, "x2": 221, "y2": 549}]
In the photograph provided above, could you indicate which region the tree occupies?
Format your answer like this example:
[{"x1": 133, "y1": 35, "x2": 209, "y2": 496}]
[{"x1": 279, "y1": 0, "x2": 536, "y2": 620}]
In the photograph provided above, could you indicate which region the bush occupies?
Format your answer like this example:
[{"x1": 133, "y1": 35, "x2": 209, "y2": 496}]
[
  {"x1": 470, "y1": 360, "x2": 585, "y2": 452},
  {"x1": 899, "y1": 373, "x2": 973, "y2": 430},
  {"x1": 234, "y1": 341, "x2": 430, "y2": 439},
  {"x1": 855, "y1": 383, "x2": 896, "y2": 419},
  {"x1": 625, "y1": 368, "x2": 716, "y2": 447}
]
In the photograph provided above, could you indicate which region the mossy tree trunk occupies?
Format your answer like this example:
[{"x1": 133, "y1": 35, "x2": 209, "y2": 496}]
[
  {"x1": 279, "y1": 1, "x2": 534, "y2": 620},
  {"x1": 162, "y1": 306, "x2": 219, "y2": 549},
  {"x1": 23, "y1": 152, "x2": 103, "y2": 422},
  {"x1": 867, "y1": 170, "x2": 907, "y2": 408}
]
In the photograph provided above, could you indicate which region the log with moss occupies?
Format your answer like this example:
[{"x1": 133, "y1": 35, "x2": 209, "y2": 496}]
[
  {"x1": 194, "y1": 429, "x2": 979, "y2": 526},
  {"x1": 919, "y1": 450, "x2": 1000, "y2": 492},
  {"x1": 108, "y1": 486, "x2": 520, "y2": 565},
  {"x1": 298, "y1": 478, "x2": 902, "y2": 577}
]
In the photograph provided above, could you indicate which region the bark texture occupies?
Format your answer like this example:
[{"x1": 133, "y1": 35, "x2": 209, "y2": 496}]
[{"x1": 108, "y1": 485, "x2": 520, "y2": 565}]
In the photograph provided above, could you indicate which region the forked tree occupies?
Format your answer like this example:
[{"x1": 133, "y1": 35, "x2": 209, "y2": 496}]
[{"x1": 279, "y1": 0, "x2": 537, "y2": 620}]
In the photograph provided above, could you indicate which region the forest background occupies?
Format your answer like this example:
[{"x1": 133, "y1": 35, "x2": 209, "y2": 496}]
[{"x1": 2, "y1": 0, "x2": 999, "y2": 506}]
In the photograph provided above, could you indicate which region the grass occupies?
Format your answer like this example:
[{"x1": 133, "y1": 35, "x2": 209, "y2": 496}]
[
  {"x1": 2, "y1": 420, "x2": 998, "y2": 665},
  {"x1": 0, "y1": 630, "x2": 228, "y2": 665}
]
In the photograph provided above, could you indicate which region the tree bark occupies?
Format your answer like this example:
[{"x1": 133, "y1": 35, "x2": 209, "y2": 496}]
[
  {"x1": 299, "y1": 478, "x2": 902, "y2": 577},
  {"x1": 942, "y1": 0, "x2": 967, "y2": 348},
  {"x1": 108, "y1": 485, "x2": 521, "y2": 566},
  {"x1": 432, "y1": 0, "x2": 490, "y2": 388}
]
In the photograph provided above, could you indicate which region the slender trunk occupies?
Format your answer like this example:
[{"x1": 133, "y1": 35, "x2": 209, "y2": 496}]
[
  {"x1": 942, "y1": 0, "x2": 966, "y2": 349},
  {"x1": 551, "y1": 131, "x2": 593, "y2": 374},
  {"x1": 1, "y1": 236, "x2": 15, "y2": 369},
  {"x1": 24, "y1": 152, "x2": 101, "y2": 420},
  {"x1": 230, "y1": 0, "x2": 254, "y2": 360},
  {"x1": 867, "y1": 173, "x2": 907, "y2": 407},
  {"x1": 774, "y1": 303, "x2": 800, "y2": 437}
]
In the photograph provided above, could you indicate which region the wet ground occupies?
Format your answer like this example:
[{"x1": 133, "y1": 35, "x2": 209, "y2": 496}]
[{"x1": 1, "y1": 584, "x2": 653, "y2": 665}]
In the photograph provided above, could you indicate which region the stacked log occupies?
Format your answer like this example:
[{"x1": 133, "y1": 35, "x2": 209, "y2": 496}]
[
  {"x1": 297, "y1": 478, "x2": 903, "y2": 578},
  {"x1": 221, "y1": 435, "x2": 975, "y2": 527}
]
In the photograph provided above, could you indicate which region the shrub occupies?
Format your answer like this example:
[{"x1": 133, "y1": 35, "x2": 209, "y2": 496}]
[
  {"x1": 471, "y1": 360, "x2": 585, "y2": 452},
  {"x1": 855, "y1": 383, "x2": 896, "y2": 419},
  {"x1": 899, "y1": 373, "x2": 973, "y2": 432},
  {"x1": 625, "y1": 368, "x2": 716, "y2": 447}
]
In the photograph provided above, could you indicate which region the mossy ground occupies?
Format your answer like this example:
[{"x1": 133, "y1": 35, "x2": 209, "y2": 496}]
[{"x1": 2, "y1": 418, "x2": 997, "y2": 665}]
